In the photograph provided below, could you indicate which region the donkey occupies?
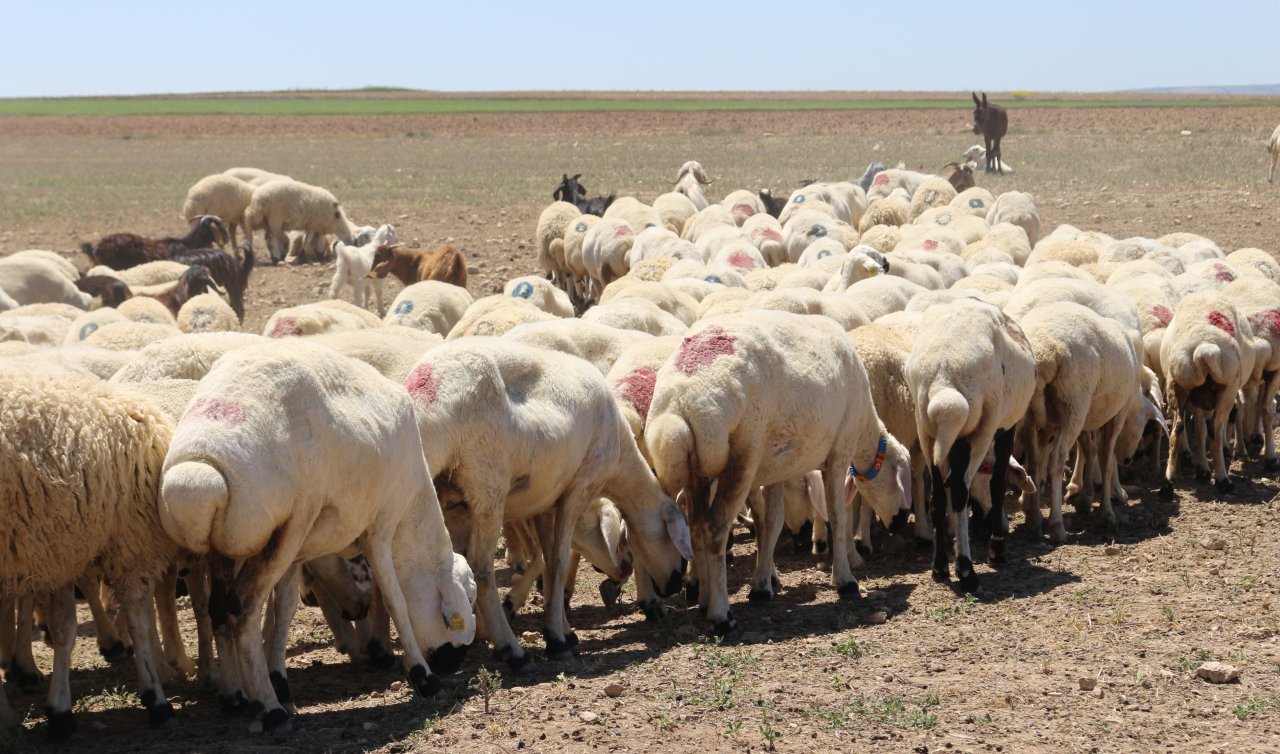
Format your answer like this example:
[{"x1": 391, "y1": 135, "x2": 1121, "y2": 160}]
[{"x1": 971, "y1": 92, "x2": 1008, "y2": 173}]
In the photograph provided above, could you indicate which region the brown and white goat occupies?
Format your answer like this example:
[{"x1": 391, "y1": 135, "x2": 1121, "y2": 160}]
[{"x1": 368, "y1": 244, "x2": 467, "y2": 289}]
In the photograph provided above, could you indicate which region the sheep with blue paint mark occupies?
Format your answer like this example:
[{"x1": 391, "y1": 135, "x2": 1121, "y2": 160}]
[
  {"x1": 383, "y1": 280, "x2": 475, "y2": 336},
  {"x1": 503, "y1": 275, "x2": 574, "y2": 318}
]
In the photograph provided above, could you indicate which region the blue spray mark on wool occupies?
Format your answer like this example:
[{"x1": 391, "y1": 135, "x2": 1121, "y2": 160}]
[
  {"x1": 394, "y1": 300, "x2": 415, "y2": 315},
  {"x1": 79, "y1": 323, "x2": 98, "y2": 340},
  {"x1": 969, "y1": 198, "x2": 985, "y2": 209},
  {"x1": 512, "y1": 282, "x2": 534, "y2": 299}
]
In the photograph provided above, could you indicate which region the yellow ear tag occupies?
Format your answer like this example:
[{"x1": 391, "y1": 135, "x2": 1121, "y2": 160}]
[{"x1": 449, "y1": 613, "x2": 465, "y2": 632}]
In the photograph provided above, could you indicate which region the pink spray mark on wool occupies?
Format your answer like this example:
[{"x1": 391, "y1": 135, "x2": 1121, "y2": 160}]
[
  {"x1": 872, "y1": 173, "x2": 890, "y2": 187},
  {"x1": 1255, "y1": 309, "x2": 1280, "y2": 337},
  {"x1": 186, "y1": 397, "x2": 246, "y2": 426},
  {"x1": 612, "y1": 225, "x2": 634, "y2": 239},
  {"x1": 405, "y1": 363, "x2": 440, "y2": 406},
  {"x1": 727, "y1": 250, "x2": 757, "y2": 270},
  {"x1": 921, "y1": 239, "x2": 939, "y2": 251},
  {"x1": 613, "y1": 368, "x2": 657, "y2": 417},
  {"x1": 269, "y1": 317, "x2": 301, "y2": 338},
  {"x1": 1208, "y1": 311, "x2": 1235, "y2": 336},
  {"x1": 731, "y1": 203, "x2": 756, "y2": 218},
  {"x1": 760, "y1": 229, "x2": 783, "y2": 243},
  {"x1": 1151, "y1": 305, "x2": 1173, "y2": 328},
  {"x1": 1213, "y1": 263, "x2": 1235, "y2": 283},
  {"x1": 675, "y1": 325, "x2": 737, "y2": 375}
]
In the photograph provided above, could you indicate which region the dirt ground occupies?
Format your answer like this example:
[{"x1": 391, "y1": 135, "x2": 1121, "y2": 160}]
[{"x1": 1, "y1": 103, "x2": 1279, "y2": 753}]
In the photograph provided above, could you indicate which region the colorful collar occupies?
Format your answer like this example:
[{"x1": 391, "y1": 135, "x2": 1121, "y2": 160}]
[{"x1": 848, "y1": 435, "x2": 888, "y2": 481}]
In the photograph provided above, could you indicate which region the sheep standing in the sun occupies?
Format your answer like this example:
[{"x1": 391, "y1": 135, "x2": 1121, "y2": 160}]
[
  {"x1": 905, "y1": 298, "x2": 1035, "y2": 597},
  {"x1": 404, "y1": 339, "x2": 691, "y2": 670},
  {"x1": 645, "y1": 310, "x2": 910, "y2": 637}
]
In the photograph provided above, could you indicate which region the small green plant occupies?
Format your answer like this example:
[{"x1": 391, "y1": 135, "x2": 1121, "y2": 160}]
[
  {"x1": 758, "y1": 711, "x2": 781, "y2": 751},
  {"x1": 726, "y1": 720, "x2": 744, "y2": 735},
  {"x1": 470, "y1": 666, "x2": 502, "y2": 714},
  {"x1": 73, "y1": 685, "x2": 141, "y2": 712},
  {"x1": 1233, "y1": 697, "x2": 1280, "y2": 720},
  {"x1": 1176, "y1": 648, "x2": 1214, "y2": 672},
  {"x1": 648, "y1": 711, "x2": 674, "y2": 731},
  {"x1": 832, "y1": 635, "x2": 866, "y2": 658}
]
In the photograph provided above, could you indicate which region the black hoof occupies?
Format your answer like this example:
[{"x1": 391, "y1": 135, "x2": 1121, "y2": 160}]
[
  {"x1": 219, "y1": 691, "x2": 248, "y2": 715},
  {"x1": 599, "y1": 579, "x2": 622, "y2": 609},
  {"x1": 747, "y1": 587, "x2": 773, "y2": 603},
  {"x1": 365, "y1": 640, "x2": 396, "y2": 670},
  {"x1": 543, "y1": 629, "x2": 579, "y2": 660},
  {"x1": 684, "y1": 580, "x2": 699, "y2": 604},
  {"x1": 1194, "y1": 467, "x2": 1211, "y2": 482},
  {"x1": 175, "y1": 576, "x2": 189, "y2": 599},
  {"x1": 988, "y1": 536, "x2": 1007, "y2": 565},
  {"x1": 269, "y1": 670, "x2": 292, "y2": 707},
  {"x1": 428, "y1": 642, "x2": 469, "y2": 675},
  {"x1": 931, "y1": 567, "x2": 950, "y2": 584},
  {"x1": 711, "y1": 615, "x2": 739, "y2": 640},
  {"x1": 791, "y1": 520, "x2": 813, "y2": 551},
  {"x1": 46, "y1": 709, "x2": 75, "y2": 742},
  {"x1": 1158, "y1": 482, "x2": 1175, "y2": 501},
  {"x1": 814, "y1": 539, "x2": 828, "y2": 555},
  {"x1": 494, "y1": 646, "x2": 534, "y2": 674},
  {"x1": 1215, "y1": 476, "x2": 1235, "y2": 494},
  {"x1": 956, "y1": 556, "x2": 983, "y2": 597},
  {"x1": 8, "y1": 660, "x2": 41, "y2": 690},
  {"x1": 262, "y1": 707, "x2": 291, "y2": 733},
  {"x1": 837, "y1": 581, "x2": 862, "y2": 600},
  {"x1": 854, "y1": 541, "x2": 872, "y2": 560},
  {"x1": 639, "y1": 599, "x2": 665, "y2": 622},
  {"x1": 407, "y1": 664, "x2": 442, "y2": 697},
  {"x1": 147, "y1": 700, "x2": 177, "y2": 728},
  {"x1": 889, "y1": 509, "x2": 911, "y2": 534}
]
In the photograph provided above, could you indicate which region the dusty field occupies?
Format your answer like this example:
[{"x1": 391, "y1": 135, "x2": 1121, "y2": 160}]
[{"x1": 1, "y1": 103, "x2": 1279, "y2": 753}]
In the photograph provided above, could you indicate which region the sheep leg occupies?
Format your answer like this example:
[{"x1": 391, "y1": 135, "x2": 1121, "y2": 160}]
[
  {"x1": 265, "y1": 566, "x2": 300, "y2": 715},
  {"x1": 564, "y1": 551, "x2": 582, "y2": 606},
  {"x1": 206, "y1": 555, "x2": 246, "y2": 711},
  {"x1": 328, "y1": 263, "x2": 346, "y2": 300},
  {"x1": 536, "y1": 492, "x2": 590, "y2": 658},
  {"x1": 360, "y1": 534, "x2": 450, "y2": 691},
  {"x1": 1096, "y1": 419, "x2": 1125, "y2": 535},
  {"x1": 155, "y1": 566, "x2": 195, "y2": 678},
  {"x1": 911, "y1": 455, "x2": 933, "y2": 543},
  {"x1": 1263, "y1": 372, "x2": 1280, "y2": 470},
  {"x1": 1046, "y1": 432, "x2": 1074, "y2": 544},
  {"x1": 463, "y1": 493, "x2": 530, "y2": 671},
  {"x1": 748, "y1": 483, "x2": 785, "y2": 601},
  {"x1": 681, "y1": 478, "x2": 714, "y2": 610},
  {"x1": 362, "y1": 587, "x2": 394, "y2": 669},
  {"x1": 854, "y1": 490, "x2": 874, "y2": 561},
  {"x1": 824, "y1": 454, "x2": 860, "y2": 601},
  {"x1": 118, "y1": 581, "x2": 177, "y2": 730},
  {"x1": 502, "y1": 520, "x2": 545, "y2": 620},
  {"x1": 42, "y1": 587, "x2": 77, "y2": 741},
  {"x1": 75, "y1": 576, "x2": 126, "y2": 662},
  {"x1": 1210, "y1": 392, "x2": 1237, "y2": 493},
  {"x1": 929, "y1": 464, "x2": 952, "y2": 583},
  {"x1": 984, "y1": 427, "x2": 1016, "y2": 563},
  {"x1": 947, "y1": 439, "x2": 982, "y2": 597},
  {"x1": 183, "y1": 557, "x2": 215, "y2": 687},
  {"x1": 703, "y1": 465, "x2": 753, "y2": 638},
  {"x1": 372, "y1": 278, "x2": 385, "y2": 317},
  {"x1": 313, "y1": 584, "x2": 357, "y2": 657},
  {"x1": 7, "y1": 595, "x2": 40, "y2": 690},
  {"x1": 1162, "y1": 384, "x2": 1189, "y2": 498}
]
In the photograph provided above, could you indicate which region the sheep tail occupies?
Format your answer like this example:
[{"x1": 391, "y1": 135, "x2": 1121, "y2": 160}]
[
  {"x1": 925, "y1": 387, "x2": 969, "y2": 468},
  {"x1": 160, "y1": 460, "x2": 229, "y2": 554},
  {"x1": 646, "y1": 414, "x2": 695, "y2": 497},
  {"x1": 1192, "y1": 342, "x2": 1233, "y2": 387}
]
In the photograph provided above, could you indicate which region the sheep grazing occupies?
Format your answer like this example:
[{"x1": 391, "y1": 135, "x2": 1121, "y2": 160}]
[
  {"x1": 552, "y1": 173, "x2": 615, "y2": 216},
  {"x1": 0, "y1": 372, "x2": 179, "y2": 740},
  {"x1": 264, "y1": 299, "x2": 382, "y2": 337},
  {"x1": 646, "y1": 311, "x2": 910, "y2": 637},
  {"x1": 404, "y1": 338, "x2": 690, "y2": 669},
  {"x1": 672, "y1": 160, "x2": 715, "y2": 210},
  {"x1": 177, "y1": 293, "x2": 240, "y2": 333},
  {"x1": 384, "y1": 280, "x2": 475, "y2": 335},
  {"x1": 906, "y1": 298, "x2": 1035, "y2": 597},
  {"x1": 369, "y1": 244, "x2": 468, "y2": 290},
  {"x1": 160, "y1": 340, "x2": 476, "y2": 731},
  {"x1": 169, "y1": 245, "x2": 254, "y2": 321},
  {"x1": 182, "y1": 174, "x2": 257, "y2": 249},
  {"x1": 81, "y1": 215, "x2": 228, "y2": 270},
  {"x1": 243, "y1": 179, "x2": 357, "y2": 264}
]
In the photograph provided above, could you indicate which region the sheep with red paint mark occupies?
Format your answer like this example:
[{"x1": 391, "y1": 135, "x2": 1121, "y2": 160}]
[
  {"x1": 1222, "y1": 276, "x2": 1280, "y2": 469},
  {"x1": 1159, "y1": 290, "x2": 1254, "y2": 494},
  {"x1": 718, "y1": 189, "x2": 766, "y2": 226},
  {"x1": 160, "y1": 339, "x2": 476, "y2": 732},
  {"x1": 646, "y1": 311, "x2": 911, "y2": 637},
  {"x1": 581, "y1": 217, "x2": 637, "y2": 303},
  {"x1": 741, "y1": 213, "x2": 787, "y2": 267},
  {"x1": 404, "y1": 338, "x2": 691, "y2": 669},
  {"x1": 262, "y1": 299, "x2": 382, "y2": 338}
]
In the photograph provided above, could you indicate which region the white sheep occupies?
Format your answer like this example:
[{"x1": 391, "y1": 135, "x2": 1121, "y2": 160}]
[
  {"x1": 0, "y1": 256, "x2": 92, "y2": 309},
  {"x1": 603, "y1": 196, "x2": 663, "y2": 233},
  {"x1": 534, "y1": 201, "x2": 581, "y2": 287},
  {"x1": 329, "y1": 224, "x2": 400, "y2": 313},
  {"x1": 0, "y1": 372, "x2": 180, "y2": 738},
  {"x1": 182, "y1": 174, "x2": 256, "y2": 248},
  {"x1": 581, "y1": 297, "x2": 688, "y2": 337},
  {"x1": 83, "y1": 321, "x2": 181, "y2": 351},
  {"x1": 109, "y1": 332, "x2": 262, "y2": 383},
  {"x1": 627, "y1": 226, "x2": 701, "y2": 268},
  {"x1": 672, "y1": 161, "x2": 714, "y2": 210},
  {"x1": 742, "y1": 213, "x2": 787, "y2": 266},
  {"x1": 906, "y1": 298, "x2": 1035, "y2": 596},
  {"x1": 65, "y1": 307, "x2": 128, "y2": 344},
  {"x1": 1160, "y1": 291, "x2": 1252, "y2": 493},
  {"x1": 911, "y1": 207, "x2": 990, "y2": 244},
  {"x1": 1270, "y1": 123, "x2": 1280, "y2": 183},
  {"x1": 446, "y1": 295, "x2": 556, "y2": 339},
  {"x1": 0, "y1": 303, "x2": 80, "y2": 346},
  {"x1": 820, "y1": 246, "x2": 890, "y2": 293},
  {"x1": 263, "y1": 299, "x2": 382, "y2": 338},
  {"x1": 599, "y1": 280, "x2": 699, "y2": 325},
  {"x1": 118, "y1": 295, "x2": 180, "y2": 326},
  {"x1": 308, "y1": 328, "x2": 442, "y2": 383},
  {"x1": 951, "y1": 187, "x2": 996, "y2": 217},
  {"x1": 652, "y1": 191, "x2": 699, "y2": 235},
  {"x1": 605, "y1": 335, "x2": 682, "y2": 465},
  {"x1": 6, "y1": 249, "x2": 79, "y2": 282},
  {"x1": 504, "y1": 318, "x2": 653, "y2": 375},
  {"x1": 160, "y1": 339, "x2": 476, "y2": 731},
  {"x1": 581, "y1": 218, "x2": 637, "y2": 302},
  {"x1": 962, "y1": 144, "x2": 1014, "y2": 174},
  {"x1": 1225, "y1": 247, "x2": 1280, "y2": 282},
  {"x1": 1221, "y1": 277, "x2": 1280, "y2": 469},
  {"x1": 747, "y1": 287, "x2": 869, "y2": 330},
  {"x1": 865, "y1": 167, "x2": 932, "y2": 200},
  {"x1": 176, "y1": 293, "x2": 240, "y2": 333},
  {"x1": 383, "y1": 280, "x2": 475, "y2": 335},
  {"x1": 842, "y1": 274, "x2": 929, "y2": 320},
  {"x1": 986, "y1": 191, "x2": 1040, "y2": 248},
  {"x1": 783, "y1": 209, "x2": 854, "y2": 263},
  {"x1": 243, "y1": 179, "x2": 358, "y2": 264},
  {"x1": 680, "y1": 204, "x2": 738, "y2": 243},
  {"x1": 719, "y1": 189, "x2": 766, "y2": 226},
  {"x1": 502, "y1": 275, "x2": 574, "y2": 318},
  {"x1": 1, "y1": 344, "x2": 136, "y2": 380},
  {"x1": 404, "y1": 338, "x2": 691, "y2": 666},
  {"x1": 223, "y1": 167, "x2": 291, "y2": 186},
  {"x1": 87, "y1": 260, "x2": 187, "y2": 288},
  {"x1": 908, "y1": 177, "x2": 959, "y2": 220},
  {"x1": 646, "y1": 311, "x2": 910, "y2": 636}
]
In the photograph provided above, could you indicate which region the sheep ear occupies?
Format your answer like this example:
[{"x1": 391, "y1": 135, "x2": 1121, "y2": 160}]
[
  {"x1": 1146, "y1": 395, "x2": 1170, "y2": 436},
  {"x1": 804, "y1": 469, "x2": 828, "y2": 521},
  {"x1": 662, "y1": 502, "x2": 693, "y2": 561},
  {"x1": 895, "y1": 458, "x2": 912, "y2": 514}
]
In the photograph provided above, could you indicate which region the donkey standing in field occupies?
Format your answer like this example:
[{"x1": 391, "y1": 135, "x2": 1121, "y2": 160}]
[{"x1": 972, "y1": 92, "x2": 1009, "y2": 173}]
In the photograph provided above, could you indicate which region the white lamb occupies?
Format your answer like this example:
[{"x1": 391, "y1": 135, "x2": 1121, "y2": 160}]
[
  {"x1": 329, "y1": 224, "x2": 400, "y2": 313},
  {"x1": 384, "y1": 280, "x2": 475, "y2": 335},
  {"x1": 821, "y1": 246, "x2": 891, "y2": 293},
  {"x1": 646, "y1": 311, "x2": 911, "y2": 636},
  {"x1": 160, "y1": 340, "x2": 476, "y2": 731},
  {"x1": 404, "y1": 338, "x2": 691, "y2": 668}
]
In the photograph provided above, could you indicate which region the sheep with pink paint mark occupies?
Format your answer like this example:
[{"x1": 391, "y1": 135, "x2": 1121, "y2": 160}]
[
  {"x1": 645, "y1": 310, "x2": 911, "y2": 638},
  {"x1": 1222, "y1": 276, "x2": 1280, "y2": 469},
  {"x1": 263, "y1": 299, "x2": 382, "y2": 338}
]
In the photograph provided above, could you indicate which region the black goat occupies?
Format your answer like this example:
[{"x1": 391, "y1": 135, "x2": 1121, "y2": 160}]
[
  {"x1": 81, "y1": 215, "x2": 228, "y2": 270},
  {"x1": 757, "y1": 189, "x2": 789, "y2": 218},
  {"x1": 553, "y1": 173, "x2": 615, "y2": 216},
  {"x1": 149, "y1": 266, "x2": 223, "y2": 317},
  {"x1": 74, "y1": 275, "x2": 133, "y2": 308},
  {"x1": 170, "y1": 244, "x2": 254, "y2": 321}
]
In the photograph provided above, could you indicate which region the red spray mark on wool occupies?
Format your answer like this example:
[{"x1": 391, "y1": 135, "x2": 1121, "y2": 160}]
[
  {"x1": 186, "y1": 397, "x2": 246, "y2": 426},
  {"x1": 761, "y1": 229, "x2": 783, "y2": 243},
  {"x1": 1207, "y1": 311, "x2": 1235, "y2": 336},
  {"x1": 872, "y1": 173, "x2": 890, "y2": 187},
  {"x1": 405, "y1": 363, "x2": 440, "y2": 406},
  {"x1": 921, "y1": 239, "x2": 939, "y2": 251},
  {"x1": 612, "y1": 224, "x2": 633, "y2": 239},
  {"x1": 727, "y1": 250, "x2": 757, "y2": 270},
  {"x1": 269, "y1": 317, "x2": 301, "y2": 338},
  {"x1": 1213, "y1": 263, "x2": 1235, "y2": 283},
  {"x1": 1256, "y1": 309, "x2": 1280, "y2": 337},
  {"x1": 1150, "y1": 305, "x2": 1173, "y2": 328},
  {"x1": 731, "y1": 203, "x2": 756, "y2": 218},
  {"x1": 613, "y1": 368, "x2": 657, "y2": 417},
  {"x1": 675, "y1": 325, "x2": 737, "y2": 375}
]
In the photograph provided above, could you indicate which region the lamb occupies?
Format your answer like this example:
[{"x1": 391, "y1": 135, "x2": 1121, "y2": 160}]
[
  {"x1": 962, "y1": 144, "x2": 1014, "y2": 174},
  {"x1": 384, "y1": 280, "x2": 475, "y2": 335},
  {"x1": 177, "y1": 293, "x2": 240, "y2": 333},
  {"x1": 646, "y1": 311, "x2": 911, "y2": 636},
  {"x1": 652, "y1": 192, "x2": 699, "y2": 235},
  {"x1": 906, "y1": 298, "x2": 1035, "y2": 596},
  {"x1": 672, "y1": 160, "x2": 715, "y2": 210},
  {"x1": 329, "y1": 224, "x2": 401, "y2": 312},
  {"x1": 986, "y1": 191, "x2": 1040, "y2": 247},
  {"x1": 160, "y1": 340, "x2": 477, "y2": 731},
  {"x1": 264, "y1": 299, "x2": 382, "y2": 337},
  {"x1": 169, "y1": 246, "x2": 254, "y2": 321},
  {"x1": 182, "y1": 174, "x2": 256, "y2": 249},
  {"x1": 1160, "y1": 291, "x2": 1252, "y2": 494},
  {"x1": 0, "y1": 372, "x2": 179, "y2": 739},
  {"x1": 1015, "y1": 303, "x2": 1144, "y2": 542},
  {"x1": 0, "y1": 256, "x2": 93, "y2": 308},
  {"x1": 81, "y1": 215, "x2": 228, "y2": 270},
  {"x1": 404, "y1": 338, "x2": 690, "y2": 667},
  {"x1": 242, "y1": 179, "x2": 357, "y2": 264},
  {"x1": 89, "y1": 259, "x2": 189, "y2": 288},
  {"x1": 820, "y1": 246, "x2": 891, "y2": 293},
  {"x1": 535, "y1": 201, "x2": 582, "y2": 287},
  {"x1": 369, "y1": 244, "x2": 467, "y2": 290}
]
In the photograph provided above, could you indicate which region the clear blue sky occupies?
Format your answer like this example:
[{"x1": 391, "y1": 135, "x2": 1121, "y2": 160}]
[{"x1": 3, "y1": 1, "x2": 1276, "y2": 97}]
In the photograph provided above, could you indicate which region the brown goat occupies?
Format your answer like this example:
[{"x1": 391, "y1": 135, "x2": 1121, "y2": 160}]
[
  {"x1": 81, "y1": 215, "x2": 228, "y2": 270},
  {"x1": 74, "y1": 275, "x2": 133, "y2": 308},
  {"x1": 943, "y1": 162, "x2": 976, "y2": 192},
  {"x1": 368, "y1": 244, "x2": 467, "y2": 289}
]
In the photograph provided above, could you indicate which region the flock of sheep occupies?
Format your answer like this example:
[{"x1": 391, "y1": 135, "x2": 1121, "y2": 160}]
[{"x1": 0, "y1": 151, "x2": 1277, "y2": 743}]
